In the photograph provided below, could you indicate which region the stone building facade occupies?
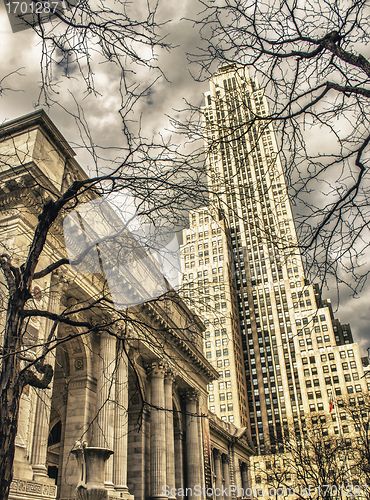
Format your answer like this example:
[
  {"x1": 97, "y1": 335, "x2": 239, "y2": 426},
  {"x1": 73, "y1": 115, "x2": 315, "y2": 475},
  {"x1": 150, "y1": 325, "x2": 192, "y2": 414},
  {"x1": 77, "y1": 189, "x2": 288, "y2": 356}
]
[{"x1": 0, "y1": 110, "x2": 253, "y2": 500}]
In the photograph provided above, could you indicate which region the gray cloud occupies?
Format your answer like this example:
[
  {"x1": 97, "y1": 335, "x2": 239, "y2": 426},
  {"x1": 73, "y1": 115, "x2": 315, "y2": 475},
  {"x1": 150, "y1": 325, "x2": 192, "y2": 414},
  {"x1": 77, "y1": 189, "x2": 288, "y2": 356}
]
[{"x1": 0, "y1": 0, "x2": 369, "y2": 353}]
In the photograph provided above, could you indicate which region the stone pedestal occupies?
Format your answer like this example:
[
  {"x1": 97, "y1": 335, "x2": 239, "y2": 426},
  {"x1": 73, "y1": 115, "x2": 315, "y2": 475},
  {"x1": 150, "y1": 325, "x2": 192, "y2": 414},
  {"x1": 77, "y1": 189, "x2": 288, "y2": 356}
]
[{"x1": 72, "y1": 443, "x2": 113, "y2": 500}]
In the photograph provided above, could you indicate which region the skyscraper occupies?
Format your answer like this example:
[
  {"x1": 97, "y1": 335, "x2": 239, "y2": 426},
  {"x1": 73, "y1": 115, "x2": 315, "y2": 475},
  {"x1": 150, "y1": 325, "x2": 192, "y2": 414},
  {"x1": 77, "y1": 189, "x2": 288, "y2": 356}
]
[{"x1": 180, "y1": 65, "x2": 368, "y2": 457}]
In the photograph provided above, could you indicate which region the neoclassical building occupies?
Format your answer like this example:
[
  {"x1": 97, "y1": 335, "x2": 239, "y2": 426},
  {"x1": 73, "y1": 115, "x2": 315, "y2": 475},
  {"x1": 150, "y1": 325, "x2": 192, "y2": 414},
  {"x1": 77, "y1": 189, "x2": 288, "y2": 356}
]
[{"x1": 0, "y1": 110, "x2": 253, "y2": 500}]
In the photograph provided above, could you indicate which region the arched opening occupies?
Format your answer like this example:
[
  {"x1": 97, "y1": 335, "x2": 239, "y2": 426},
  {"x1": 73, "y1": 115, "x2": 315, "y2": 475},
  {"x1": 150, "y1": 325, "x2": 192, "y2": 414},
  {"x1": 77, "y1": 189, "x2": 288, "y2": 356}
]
[{"x1": 47, "y1": 420, "x2": 61, "y2": 484}]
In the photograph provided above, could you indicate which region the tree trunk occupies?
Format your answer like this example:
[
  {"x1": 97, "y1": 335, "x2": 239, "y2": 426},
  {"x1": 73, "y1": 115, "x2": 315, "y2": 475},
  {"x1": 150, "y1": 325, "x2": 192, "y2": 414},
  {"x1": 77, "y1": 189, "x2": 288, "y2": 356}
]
[
  {"x1": 0, "y1": 376, "x2": 22, "y2": 500},
  {"x1": 0, "y1": 298, "x2": 26, "y2": 500}
]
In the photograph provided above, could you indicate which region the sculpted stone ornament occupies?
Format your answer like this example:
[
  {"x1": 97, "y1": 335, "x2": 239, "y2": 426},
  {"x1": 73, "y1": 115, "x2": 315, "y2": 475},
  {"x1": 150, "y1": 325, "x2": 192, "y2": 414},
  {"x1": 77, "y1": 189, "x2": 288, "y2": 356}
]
[{"x1": 72, "y1": 441, "x2": 113, "y2": 500}]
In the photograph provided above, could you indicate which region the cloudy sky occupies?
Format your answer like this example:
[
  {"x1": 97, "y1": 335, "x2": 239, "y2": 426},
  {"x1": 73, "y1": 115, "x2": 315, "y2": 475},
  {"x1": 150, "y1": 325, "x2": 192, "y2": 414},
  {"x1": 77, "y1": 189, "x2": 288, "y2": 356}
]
[{"x1": 0, "y1": 0, "x2": 369, "y2": 354}]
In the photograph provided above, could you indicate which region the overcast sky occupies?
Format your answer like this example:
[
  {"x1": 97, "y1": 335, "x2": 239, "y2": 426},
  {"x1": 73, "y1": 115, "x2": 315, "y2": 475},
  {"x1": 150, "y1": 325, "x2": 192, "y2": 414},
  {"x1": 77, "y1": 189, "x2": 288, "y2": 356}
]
[{"x1": 0, "y1": 0, "x2": 369, "y2": 354}]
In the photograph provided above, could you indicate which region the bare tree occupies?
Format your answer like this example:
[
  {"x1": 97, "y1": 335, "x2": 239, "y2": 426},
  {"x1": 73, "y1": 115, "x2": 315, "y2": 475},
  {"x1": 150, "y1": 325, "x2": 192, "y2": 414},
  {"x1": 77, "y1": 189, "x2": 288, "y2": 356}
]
[
  {"x1": 250, "y1": 395, "x2": 370, "y2": 500},
  {"x1": 187, "y1": 0, "x2": 370, "y2": 296},
  {"x1": 0, "y1": 106, "x2": 209, "y2": 499}
]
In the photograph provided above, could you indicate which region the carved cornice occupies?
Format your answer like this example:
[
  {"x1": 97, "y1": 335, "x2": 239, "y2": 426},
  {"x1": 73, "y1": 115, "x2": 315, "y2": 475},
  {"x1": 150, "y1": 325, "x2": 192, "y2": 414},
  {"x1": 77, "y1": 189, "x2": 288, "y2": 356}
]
[{"x1": 141, "y1": 301, "x2": 218, "y2": 382}]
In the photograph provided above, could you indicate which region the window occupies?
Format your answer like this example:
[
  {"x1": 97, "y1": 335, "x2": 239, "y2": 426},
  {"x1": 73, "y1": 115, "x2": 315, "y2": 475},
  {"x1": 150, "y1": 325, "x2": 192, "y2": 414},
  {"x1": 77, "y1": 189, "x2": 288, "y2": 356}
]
[
  {"x1": 340, "y1": 351, "x2": 346, "y2": 359},
  {"x1": 328, "y1": 353, "x2": 335, "y2": 360},
  {"x1": 219, "y1": 382, "x2": 224, "y2": 390},
  {"x1": 344, "y1": 374, "x2": 351, "y2": 382},
  {"x1": 302, "y1": 358, "x2": 308, "y2": 365},
  {"x1": 355, "y1": 385, "x2": 362, "y2": 393},
  {"x1": 323, "y1": 366, "x2": 329, "y2": 373},
  {"x1": 348, "y1": 350, "x2": 354, "y2": 357},
  {"x1": 330, "y1": 365, "x2": 337, "y2": 372},
  {"x1": 316, "y1": 336, "x2": 323, "y2": 343},
  {"x1": 321, "y1": 354, "x2": 327, "y2": 362},
  {"x1": 342, "y1": 362, "x2": 349, "y2": 370},
  {"x1": 206, "y1": 352, "x2": 212, "y2": 359},
  {"x1": 220, "y1": 404, "x2": 226, "y2": 412},
  {"x1": 347, "y1": 386, "x2": 354, "y2": 394},
  {"x1": 350, "y1": 361, "x2": 357, "y2": 369},
  {"x1": 306, "y1": 380, "x2": 312, "y2": 388}
]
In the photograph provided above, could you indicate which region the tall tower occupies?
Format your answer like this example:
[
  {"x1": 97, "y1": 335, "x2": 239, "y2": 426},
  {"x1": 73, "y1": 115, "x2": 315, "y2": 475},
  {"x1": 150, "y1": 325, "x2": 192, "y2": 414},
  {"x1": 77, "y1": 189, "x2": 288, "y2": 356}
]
[{"x1": 181, "y1": 65, "x2": 368, "y2": 457}]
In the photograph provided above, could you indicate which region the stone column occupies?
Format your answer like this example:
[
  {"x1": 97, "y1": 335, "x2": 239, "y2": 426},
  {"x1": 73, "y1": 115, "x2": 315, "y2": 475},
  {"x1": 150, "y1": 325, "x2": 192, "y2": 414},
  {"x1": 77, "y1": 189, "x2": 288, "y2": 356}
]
[
  {"x1": 222, "y1": 455, "x2": 231, "y2": 500},
  {"x1": 31, "y1": 274, "x2": 65, "y2": 482},
  {"x1": 95, "y1": 330, "x2": 116, "y2": 487},
  {"x1": 165, "y1": 371, "x2": 176, "y2": 498},
  {"x1": 183, "y1": 389, "x2": 201, "y2": 498},
  {"x1": 174, "y1": 428, "x2": 184, "y2": 491},
  {"x1": 214, "y1": 449, "x2": 222, "y2": 495},
  {"x1": 114, "y1": 347, "x2": 129, "y2": 494},
  {"x1": 241, "y1": 463, "x2": 249, "y2": 496},
  {"x1": 148, "y1": 361, "x2": 167, "y2": 500}
]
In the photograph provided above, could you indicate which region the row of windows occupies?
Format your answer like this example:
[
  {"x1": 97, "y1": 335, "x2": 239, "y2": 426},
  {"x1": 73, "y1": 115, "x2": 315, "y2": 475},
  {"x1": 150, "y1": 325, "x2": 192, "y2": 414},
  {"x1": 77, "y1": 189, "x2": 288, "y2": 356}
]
[
  {"x1": 185, "y1": 256, "x2": 224, "y2": 268},
  {"x1": 299, "y1": 336, "x2": 331, "y2": 347},
  {"x1": 296, "y1": 314, "x2": 326, "y2": 325},
  {"x1": 183, "y1": 267, "x2": 224, "y2": 281},
  {"x1": 304, "y1": 364, "x2": 358, "y2": 377},
  {"x1": 204, "y1": 338, "x2": 228, "y2": 349},
  {"x1": 209, "y1": 392, "x2": 233, "y2": 402},
  {"x1": 302, "y1": 350, "x2": 355, "y2": 365},
  {"x1": 293, "y1": 300, "x2": 312, "y2": 308}
]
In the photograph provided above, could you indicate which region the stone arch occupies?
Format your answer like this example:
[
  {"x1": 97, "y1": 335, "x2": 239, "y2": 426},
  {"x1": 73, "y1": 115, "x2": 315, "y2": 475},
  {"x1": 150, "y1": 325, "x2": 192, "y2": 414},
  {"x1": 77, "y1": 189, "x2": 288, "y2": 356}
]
[{"x1": 46, "y1": 409, "x2": 62, "y2": 485}]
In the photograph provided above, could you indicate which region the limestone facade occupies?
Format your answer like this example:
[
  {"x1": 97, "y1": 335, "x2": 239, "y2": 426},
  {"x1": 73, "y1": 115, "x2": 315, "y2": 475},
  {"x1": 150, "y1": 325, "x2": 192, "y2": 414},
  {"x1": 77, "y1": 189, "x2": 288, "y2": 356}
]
[{"x1": 0, "y1": 110, "x2": 253, "y2": 500}]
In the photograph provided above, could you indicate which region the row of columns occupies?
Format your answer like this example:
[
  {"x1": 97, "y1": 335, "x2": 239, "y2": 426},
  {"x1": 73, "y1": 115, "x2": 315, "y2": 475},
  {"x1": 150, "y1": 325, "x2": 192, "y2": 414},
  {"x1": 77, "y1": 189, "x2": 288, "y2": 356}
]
[
  {"x1": 148, "y1": 361, "x2": 203, "y2": 500},
  {"x1": 213, "y1": 449, "x2": 249, "y2": 499},
  {"x1": 95, "y1": 341, "x2": 204, "y2": 500}
]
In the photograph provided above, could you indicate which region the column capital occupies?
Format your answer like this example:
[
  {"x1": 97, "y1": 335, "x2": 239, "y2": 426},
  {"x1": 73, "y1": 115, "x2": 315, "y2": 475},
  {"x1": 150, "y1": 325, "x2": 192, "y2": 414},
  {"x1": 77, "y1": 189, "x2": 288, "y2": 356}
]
[
  {"x1": 164, "y1": 369, "x2": 176, "y2": 383},
  {"x1": 182, "y1": 387, "x2": 199, "y2": 403},
  {"x1": 213, "y1": 448, "x2": 221, "y2": 459},
  {"x1": 145, "y1": 360, "x2": 166, "y2": 378},
  {"x1": 222, "y1": 454, "x2": 231, "y2": 464},
  {"x1": 240, "y1": 461, "x2": 248, "y2": 471}
]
